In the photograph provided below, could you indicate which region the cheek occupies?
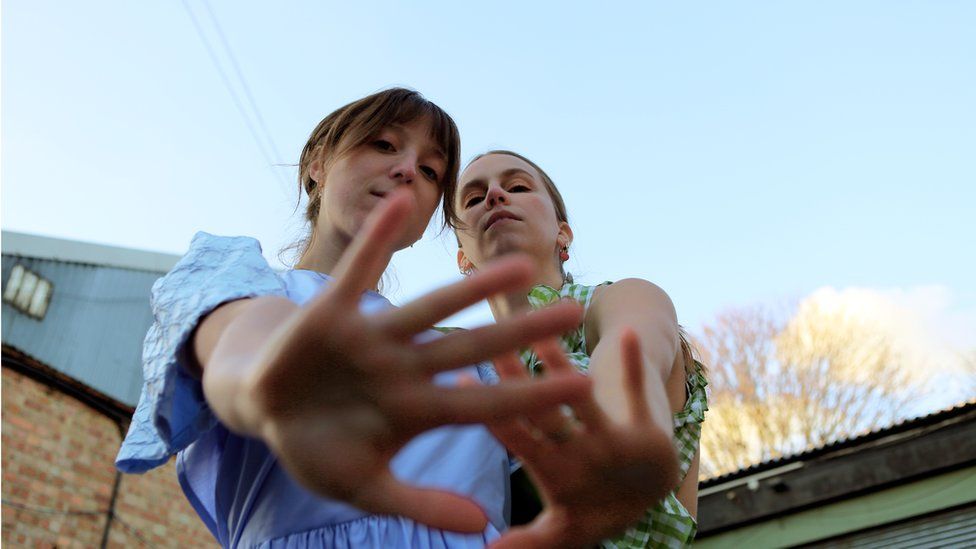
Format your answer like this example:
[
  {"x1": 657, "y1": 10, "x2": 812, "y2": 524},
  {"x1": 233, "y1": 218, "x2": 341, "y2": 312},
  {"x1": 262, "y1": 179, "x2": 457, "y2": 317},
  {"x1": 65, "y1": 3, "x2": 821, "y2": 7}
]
[
  {"x1": 406, "y1": 187, "x2": 441, "y2": 231},
  {"x1": 454, "y1": 204, "x2": 480, "y2": 230},
  {"x1": 528, "y1": 195, "x2": 555, "y2": 215},
  {"x1": 521, "y1": 197, "x2": 555, "y2": 223},
  {"x1": 412, "y1": 187, "x2": 439, "y2": 223},
  {"x1": 420, "y1": 185, "x2": 442, "y2": 211},
  {"x1": 322, "y1": 184, "x2": 353, "y2": 218},
  {"x1": 456, "y1": 230, "x2": 481, "y2": 258}
]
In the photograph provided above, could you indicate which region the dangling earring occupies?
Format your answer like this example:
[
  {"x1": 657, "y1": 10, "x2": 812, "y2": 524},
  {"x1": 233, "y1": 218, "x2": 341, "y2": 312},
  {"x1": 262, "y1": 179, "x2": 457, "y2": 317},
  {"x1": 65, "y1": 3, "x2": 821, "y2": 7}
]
[
  {"x1": 460, "y1": 263, "x2": 474, "y2": 276},
  {"x1": 559, "y1": 246, "x2": 570, "y2": 263}
]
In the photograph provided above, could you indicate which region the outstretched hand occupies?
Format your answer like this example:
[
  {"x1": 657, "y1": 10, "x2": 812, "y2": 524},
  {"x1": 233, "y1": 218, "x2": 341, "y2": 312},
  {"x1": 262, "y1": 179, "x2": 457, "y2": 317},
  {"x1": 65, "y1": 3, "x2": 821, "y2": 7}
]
[
  {"x1": 487, "y1": 333, "x2": 680, "y2": 548},
  {"x1": 239, "y1": 190, "x2": 591, "y2": 533}
]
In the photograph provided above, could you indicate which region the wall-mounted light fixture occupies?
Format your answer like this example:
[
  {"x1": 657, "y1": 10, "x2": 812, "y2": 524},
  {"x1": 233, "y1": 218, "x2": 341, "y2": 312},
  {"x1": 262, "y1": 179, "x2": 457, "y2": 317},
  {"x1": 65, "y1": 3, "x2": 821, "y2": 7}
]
[{"x1": 3, "y1": 264, "x2": 54, "y2": 320}]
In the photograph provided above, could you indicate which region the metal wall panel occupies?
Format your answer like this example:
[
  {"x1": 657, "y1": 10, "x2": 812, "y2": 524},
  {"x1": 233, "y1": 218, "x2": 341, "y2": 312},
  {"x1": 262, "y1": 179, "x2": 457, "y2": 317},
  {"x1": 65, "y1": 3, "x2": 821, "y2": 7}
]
[
  {"x1": 2, "y1": 253, "x2": 165, "y2": 406},
  {"x1": 806, "y1": 503, "x2": 976, "y2": 548}
]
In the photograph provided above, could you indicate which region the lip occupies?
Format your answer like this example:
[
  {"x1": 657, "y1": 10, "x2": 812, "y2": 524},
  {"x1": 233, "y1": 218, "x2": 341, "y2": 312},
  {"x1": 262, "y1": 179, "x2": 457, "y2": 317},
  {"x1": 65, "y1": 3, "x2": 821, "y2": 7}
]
[{"x1": 483, "y1": 210, "x2": 521, "y2": 231}]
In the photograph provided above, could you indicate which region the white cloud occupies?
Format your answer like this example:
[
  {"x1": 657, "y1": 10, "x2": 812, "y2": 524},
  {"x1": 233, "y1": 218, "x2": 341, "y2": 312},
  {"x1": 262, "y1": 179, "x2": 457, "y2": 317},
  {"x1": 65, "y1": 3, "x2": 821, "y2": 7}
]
[{"x1": 795, "y1": 285, "x2": 976, "y2": 405}]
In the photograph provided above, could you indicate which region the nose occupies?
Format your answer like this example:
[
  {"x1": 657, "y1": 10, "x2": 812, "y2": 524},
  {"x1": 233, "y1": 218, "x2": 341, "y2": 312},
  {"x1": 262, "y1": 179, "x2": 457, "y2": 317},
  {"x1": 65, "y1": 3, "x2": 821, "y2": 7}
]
[
  {"x1": 390, "y1": 155, "x2": 417, "y2": 184},
  {"x1": 485, "y1": 185, "x2": 508, "y2": 208}
]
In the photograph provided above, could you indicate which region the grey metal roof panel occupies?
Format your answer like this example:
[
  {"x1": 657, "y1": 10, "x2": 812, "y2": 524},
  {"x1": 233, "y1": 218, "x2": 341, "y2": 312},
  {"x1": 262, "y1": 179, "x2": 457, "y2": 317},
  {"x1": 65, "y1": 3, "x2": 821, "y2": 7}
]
[
  {"x1": 2, "y1": 253, "x2": 163, "y2": 406},
  {"x1": 2, "y1": 230, "x2": 180, "y2": 273},
  {"x1": 700, "y1": 398, "x2": 976, "y2": 487}
]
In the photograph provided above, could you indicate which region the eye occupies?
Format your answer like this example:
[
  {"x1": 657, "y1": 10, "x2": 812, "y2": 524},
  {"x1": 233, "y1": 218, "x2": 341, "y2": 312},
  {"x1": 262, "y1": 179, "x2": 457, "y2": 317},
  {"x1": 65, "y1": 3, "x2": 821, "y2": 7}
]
[
  {"x1": 373, "y1": 139, "x2": 395, "y2": 152},
  {"x1": 464, "y1": 195, "x2": 484, "y2": 208},
  {"x1": 420, "y1": 166, "x2": 440, "y2": 182},
  {"x1": 510, "y1": 185, "x2": 530, "y2": 193}
]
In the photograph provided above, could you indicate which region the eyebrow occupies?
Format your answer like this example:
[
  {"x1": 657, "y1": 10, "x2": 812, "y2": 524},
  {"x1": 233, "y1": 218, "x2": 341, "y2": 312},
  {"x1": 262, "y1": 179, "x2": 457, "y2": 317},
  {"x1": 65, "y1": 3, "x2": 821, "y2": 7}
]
[{"x1": 460, "y1": 168, "x2": 536, "y2": 196}]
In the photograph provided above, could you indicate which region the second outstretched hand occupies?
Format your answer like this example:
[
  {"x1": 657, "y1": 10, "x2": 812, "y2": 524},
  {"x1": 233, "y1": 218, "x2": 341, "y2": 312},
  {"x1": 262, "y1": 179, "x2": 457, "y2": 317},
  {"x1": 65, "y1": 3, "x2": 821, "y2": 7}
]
[
  {"x1": 196, "y1": 189, "x2": 592, "y2": 533},
  {"x1": 486, "y1": 333, "x2": 680, "y2": 548}
]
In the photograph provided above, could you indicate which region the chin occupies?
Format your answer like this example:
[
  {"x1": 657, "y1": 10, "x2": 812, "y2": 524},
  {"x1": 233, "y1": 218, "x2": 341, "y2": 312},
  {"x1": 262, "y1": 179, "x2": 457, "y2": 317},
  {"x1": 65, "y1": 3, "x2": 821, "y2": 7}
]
[{"x1": 483, "y1": 238, "x2": 527, "y2": 260}]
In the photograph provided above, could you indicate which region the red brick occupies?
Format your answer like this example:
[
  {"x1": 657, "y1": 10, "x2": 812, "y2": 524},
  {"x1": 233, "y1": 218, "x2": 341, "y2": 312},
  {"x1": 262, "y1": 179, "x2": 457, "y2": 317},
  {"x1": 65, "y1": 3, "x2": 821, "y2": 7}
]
[{"x1": 2, "y1": 368, "x2": 215, "y2": 547}]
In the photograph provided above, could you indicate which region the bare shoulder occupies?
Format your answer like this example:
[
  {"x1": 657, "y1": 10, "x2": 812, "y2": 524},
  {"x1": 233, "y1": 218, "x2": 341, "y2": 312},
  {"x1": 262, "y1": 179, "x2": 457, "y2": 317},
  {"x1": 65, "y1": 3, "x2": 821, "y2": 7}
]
[
  {"x1": 583, "y1": 278, "x2": 679, "y2": 353},
  {"x1": 590, "y1": 278, "x2": 677, "y2": 320}
]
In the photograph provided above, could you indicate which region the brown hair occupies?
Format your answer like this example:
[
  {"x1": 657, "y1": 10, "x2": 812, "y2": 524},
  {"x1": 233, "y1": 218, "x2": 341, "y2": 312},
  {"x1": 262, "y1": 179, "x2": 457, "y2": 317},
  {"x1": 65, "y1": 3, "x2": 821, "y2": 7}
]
[{"x1": 290, "y1": 88, "x2": 461, "y2": 262}]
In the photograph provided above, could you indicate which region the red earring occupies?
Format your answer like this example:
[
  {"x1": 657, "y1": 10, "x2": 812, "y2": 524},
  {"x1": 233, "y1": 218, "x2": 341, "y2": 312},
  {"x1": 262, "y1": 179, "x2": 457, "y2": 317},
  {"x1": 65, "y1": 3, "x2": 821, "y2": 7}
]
[{"x1": 559, "y1": 246, "x2": 570, "y2": 262}]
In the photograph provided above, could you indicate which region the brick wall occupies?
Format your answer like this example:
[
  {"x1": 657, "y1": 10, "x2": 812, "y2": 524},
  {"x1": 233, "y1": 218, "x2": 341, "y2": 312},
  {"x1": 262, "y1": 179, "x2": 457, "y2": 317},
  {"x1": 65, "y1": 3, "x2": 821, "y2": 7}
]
[{"x1": 2, "y1": 366, "x2": 216, "y2": 548}]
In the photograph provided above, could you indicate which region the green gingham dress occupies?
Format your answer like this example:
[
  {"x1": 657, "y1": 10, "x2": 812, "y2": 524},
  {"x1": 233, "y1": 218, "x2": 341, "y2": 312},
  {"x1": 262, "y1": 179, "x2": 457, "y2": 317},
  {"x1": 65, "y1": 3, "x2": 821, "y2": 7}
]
[{"x1": 520, "y1": 283, "x2": 708, "y2": 549}]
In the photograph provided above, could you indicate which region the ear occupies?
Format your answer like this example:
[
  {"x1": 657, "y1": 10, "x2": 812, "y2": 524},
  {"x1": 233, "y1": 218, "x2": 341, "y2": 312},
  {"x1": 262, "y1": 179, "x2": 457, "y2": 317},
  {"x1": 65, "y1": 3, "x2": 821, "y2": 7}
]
[
  {"x1": 457, "y1": 248, "x2": 473, "y2": 272},
  {"x1": 308, "y1": 149, "x2": 326, "y2": 190},
  {"x1": 557, "y1": 221, "x2": 574, "y2": 249}
]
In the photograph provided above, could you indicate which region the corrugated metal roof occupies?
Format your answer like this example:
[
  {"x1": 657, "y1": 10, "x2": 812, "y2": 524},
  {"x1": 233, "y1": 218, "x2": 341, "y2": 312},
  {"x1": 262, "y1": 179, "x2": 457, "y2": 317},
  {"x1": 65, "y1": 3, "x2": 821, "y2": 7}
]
[
  {"x1": 2, "y1": 232, "x2": 181, "y2": 406},
  {"x1": 700, "y1": 398, "x2": 976, "y2": 487},
  {"x1": 2, "y1": 230, "x2": 180, "y2": 272}
]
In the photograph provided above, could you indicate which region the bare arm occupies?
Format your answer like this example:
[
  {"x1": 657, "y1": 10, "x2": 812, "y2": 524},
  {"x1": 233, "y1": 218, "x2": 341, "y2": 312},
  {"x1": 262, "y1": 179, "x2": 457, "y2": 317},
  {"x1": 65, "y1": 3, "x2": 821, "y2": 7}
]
[
  {"x1": 586, "y1": 278, "x2": 680, "y2": 436},
  {"x1": 192, "y1": 295, "x2": 300, "y2": 438},
  {"x1": 171, "y1": 190, "x2": 593, "y2": 533}
]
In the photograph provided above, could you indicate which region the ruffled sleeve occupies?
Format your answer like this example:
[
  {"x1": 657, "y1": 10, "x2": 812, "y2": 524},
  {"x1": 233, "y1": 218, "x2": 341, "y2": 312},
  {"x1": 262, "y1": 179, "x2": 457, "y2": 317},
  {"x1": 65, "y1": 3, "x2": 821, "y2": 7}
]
[{"x1": 116, "y1": 232, "x2": 287, "y2": 473}]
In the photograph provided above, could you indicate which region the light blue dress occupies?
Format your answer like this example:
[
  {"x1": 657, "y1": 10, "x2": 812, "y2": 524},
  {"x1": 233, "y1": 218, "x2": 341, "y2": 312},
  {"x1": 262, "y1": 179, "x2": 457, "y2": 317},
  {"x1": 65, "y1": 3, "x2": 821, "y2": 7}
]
[{"x1": 116, "y1": 232, "x2": 509, "y2": 548}]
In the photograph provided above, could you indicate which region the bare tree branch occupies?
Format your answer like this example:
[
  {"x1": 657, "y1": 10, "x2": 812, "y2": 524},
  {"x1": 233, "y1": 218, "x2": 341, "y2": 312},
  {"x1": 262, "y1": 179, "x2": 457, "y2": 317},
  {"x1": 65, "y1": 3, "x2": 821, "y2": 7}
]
[{"x1": 695, "y1": 303, "x2": 918, "y2": 478}]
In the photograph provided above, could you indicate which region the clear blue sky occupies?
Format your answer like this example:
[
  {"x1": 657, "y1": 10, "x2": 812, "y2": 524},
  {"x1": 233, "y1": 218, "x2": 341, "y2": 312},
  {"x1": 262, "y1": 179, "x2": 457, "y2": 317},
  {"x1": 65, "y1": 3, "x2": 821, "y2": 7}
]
[{"x1": 4, "y1": 1, "x2": 974, "y2": 348}]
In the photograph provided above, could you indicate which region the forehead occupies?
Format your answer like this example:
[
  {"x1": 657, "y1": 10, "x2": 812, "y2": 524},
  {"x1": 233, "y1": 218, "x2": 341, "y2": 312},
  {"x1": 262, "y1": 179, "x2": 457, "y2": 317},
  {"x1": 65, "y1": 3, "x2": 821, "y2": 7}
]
[
  {"x1": 461, "y1": 154, "x2": 539, "y2": 183},
  {"x1": 388, "y1": 118, "x2": 446, "y2": 159}
]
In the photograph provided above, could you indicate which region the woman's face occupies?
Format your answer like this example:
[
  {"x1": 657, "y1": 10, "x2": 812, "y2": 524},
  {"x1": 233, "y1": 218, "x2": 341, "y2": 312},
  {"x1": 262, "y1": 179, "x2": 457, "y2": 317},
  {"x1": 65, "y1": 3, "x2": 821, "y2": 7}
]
[
  {"x1": 455, "y1": 153, "x2": 570, "y2": 272},
  {"x1": 311, "y1": 118, "x2": 446, "y2": 250}
]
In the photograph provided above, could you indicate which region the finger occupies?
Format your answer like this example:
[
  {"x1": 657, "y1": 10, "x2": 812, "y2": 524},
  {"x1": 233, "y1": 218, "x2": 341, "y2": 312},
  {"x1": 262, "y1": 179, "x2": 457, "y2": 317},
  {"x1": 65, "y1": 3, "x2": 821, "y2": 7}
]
[
  {"x1": 379, "y1": 256, "x2": 536, "y2": 338},
  {"x1": 358, "y1": 471, "x2": 488, "y2": 533},
  {"x1": 533, "y1": 338, "x2": 576, "y2": 376},
  {"x1": 414, "y1": 301, "x2": 583, "y2": 376},
  {"x1": 327, "y1": 189, "x2": 413, "y2": 308},
  {"x1": 456, "y1": 371, "x2": 480, "y2": 388},
  {"x1": 566, "y1": 392, "x2": 609, "y2": 434},
  {"x1": 524, "y1": 339, "x2": 580, "y2": 440},
  {"x1": 489, "y1": 512, "x2": 567, "y2": 549},
  {"x1": 493, "y1": 351, "x2": 530, "y2": 381},
  {"x1": 394, "y1": 375, "x2": 591, "y2": 428},
  {"x1": 531, "y1": 338, "x2": 609, "y2": 434},
  {"x1": 620, "y1": 328, "x2": 652, "y2": 424},
  {"x1": 486, "y1": 418, "x2": 548, "y2": 463}
]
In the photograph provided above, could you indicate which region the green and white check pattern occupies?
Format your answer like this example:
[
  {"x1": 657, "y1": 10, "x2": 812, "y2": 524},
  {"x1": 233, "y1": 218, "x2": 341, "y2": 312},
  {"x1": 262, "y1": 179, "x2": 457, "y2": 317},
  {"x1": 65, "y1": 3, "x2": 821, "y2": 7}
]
[{"x1": 522, "y1": 283, "x2": 708, "y2": 549}]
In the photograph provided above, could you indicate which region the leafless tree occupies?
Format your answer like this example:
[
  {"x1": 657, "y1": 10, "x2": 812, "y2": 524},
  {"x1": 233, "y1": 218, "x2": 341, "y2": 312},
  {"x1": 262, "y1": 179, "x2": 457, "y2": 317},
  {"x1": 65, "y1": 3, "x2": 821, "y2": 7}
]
[
  {"x1": 695, "y1": 303, "x2": 916, "y2": 478},
  {"x1": 959, "y1": 349, "x2": 976, "y2": 398}
]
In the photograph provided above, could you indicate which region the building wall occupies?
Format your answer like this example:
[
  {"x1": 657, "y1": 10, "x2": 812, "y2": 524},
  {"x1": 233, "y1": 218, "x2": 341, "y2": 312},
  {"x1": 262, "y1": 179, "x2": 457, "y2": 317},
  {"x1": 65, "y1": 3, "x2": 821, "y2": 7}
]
[
  {"x1": 2, "y1": 366, "x2": 215, "y2": 548},
  {"x1": 695, "y1": 466, "x2": 976, "y2": 547},
  {"x1": 2, "y1": 254, "x2": 162, "y2": 406}
]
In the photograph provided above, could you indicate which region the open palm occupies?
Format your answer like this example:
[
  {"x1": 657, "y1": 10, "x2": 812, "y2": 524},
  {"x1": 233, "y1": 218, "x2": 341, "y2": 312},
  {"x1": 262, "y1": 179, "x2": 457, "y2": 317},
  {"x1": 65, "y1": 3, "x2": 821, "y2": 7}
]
[
  {"x1": 241, "y1": 190, "x2": 592, "y2": 533},
  {"x1": 488, "y1": 334, "x2": 680, "y2": 547}
]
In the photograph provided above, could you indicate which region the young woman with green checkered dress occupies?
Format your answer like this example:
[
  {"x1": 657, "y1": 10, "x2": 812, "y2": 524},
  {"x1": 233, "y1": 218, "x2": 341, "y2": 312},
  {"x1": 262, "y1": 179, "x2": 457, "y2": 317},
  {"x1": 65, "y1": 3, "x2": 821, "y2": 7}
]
[{"x1": 453, "y1": 151, "x2": 707, "y2": 548}]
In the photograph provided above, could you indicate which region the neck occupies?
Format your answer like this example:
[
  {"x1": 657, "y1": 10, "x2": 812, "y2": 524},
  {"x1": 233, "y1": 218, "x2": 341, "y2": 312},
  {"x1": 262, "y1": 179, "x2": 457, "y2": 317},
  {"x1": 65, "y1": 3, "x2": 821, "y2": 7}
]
[
  {"x1": 294, "y1": 225, "x2": 352, "y2": 277},
  {"x1": 487, "y1": 262, "x2": 565, "y2": 320}
]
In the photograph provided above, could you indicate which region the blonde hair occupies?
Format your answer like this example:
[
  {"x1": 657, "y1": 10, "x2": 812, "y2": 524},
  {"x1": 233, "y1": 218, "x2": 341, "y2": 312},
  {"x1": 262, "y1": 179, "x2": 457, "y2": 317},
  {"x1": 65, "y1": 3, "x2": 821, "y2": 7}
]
[
  {"x1": 461, "y1": 150, "x2": 701, "y2": 375},
  {"x1": 458, "y1": 150, "x2": 573, "y2": 283}
]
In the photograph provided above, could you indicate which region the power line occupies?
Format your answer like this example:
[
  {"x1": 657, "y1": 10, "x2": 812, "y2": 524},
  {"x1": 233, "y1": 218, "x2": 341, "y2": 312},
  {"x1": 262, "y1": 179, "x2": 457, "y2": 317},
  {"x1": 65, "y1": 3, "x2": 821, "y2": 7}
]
[
  {"x1": 201, "y1": 0, "x2": 285, "y2": 168},
  {"x1": 1, "y1": 498, "x2": 104, "y2": 516},
  {"x1": 114, "y1": 515, "x2": 157, "y2": 548},
  {"x1": 180, "y1": 0, "x2": 291, "y2": 189},
  {"x1": 2, "y1": 499, "x2": 157, "y2": 547}
]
